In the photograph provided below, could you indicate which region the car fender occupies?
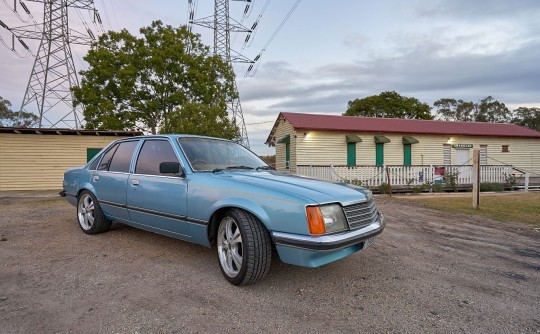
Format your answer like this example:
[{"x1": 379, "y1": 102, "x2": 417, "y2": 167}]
[{"x1": 208, "y1": 197, "x2": 272, "y2": 229}]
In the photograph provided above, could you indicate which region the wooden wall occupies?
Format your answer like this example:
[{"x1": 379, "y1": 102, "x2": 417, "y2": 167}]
[{"x1": 0, "y1": 133, "x2": 124, "y2": 190}]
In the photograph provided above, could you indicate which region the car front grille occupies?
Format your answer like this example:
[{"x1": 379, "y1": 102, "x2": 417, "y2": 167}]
[{"x1": 343, "y1": 198, "x2": 378, "y2": 230}]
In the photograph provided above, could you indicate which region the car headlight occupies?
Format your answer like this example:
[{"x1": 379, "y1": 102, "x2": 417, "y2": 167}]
[{"x1": 306, "y1": 204, "x2": 348, "y2": 235}]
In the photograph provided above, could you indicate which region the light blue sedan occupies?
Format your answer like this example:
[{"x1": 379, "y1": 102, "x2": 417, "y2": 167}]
[{"x1": 61, "y1": 135, "x2": 385, "y2": 285}]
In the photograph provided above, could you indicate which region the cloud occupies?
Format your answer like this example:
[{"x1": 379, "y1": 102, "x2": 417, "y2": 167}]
[{"x1": 414, "y1": 0, "x2": 540, "y2": 20}]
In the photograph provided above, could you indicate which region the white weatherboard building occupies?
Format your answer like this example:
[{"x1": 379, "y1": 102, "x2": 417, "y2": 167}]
[{"x1": 266, "y1": 113, "x2": 540, "y2": 188}]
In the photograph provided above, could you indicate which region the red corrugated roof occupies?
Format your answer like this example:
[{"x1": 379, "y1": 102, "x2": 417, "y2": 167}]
[{"x1": 279, "y1": 112, "x2": 540, "y2": 138}]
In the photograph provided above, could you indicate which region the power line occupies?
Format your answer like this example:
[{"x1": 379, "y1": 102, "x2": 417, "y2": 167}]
[
  {"x1": 0, "y1": 0, "x2": 105, "y2": 129},
  {"x1": 244, "y1": 0, "x2": 302, "y2": 77},
  {"x1": 239, "y1": 0, "x2": 271, "y2": 51},
  {"x1": 245, "y1": 120, "x2": 274, "y2": 125}
]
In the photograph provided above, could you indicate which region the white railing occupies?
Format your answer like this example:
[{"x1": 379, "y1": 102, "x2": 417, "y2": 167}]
[{"x1": 296, "y1": 164, "x2": 514, "y2": 187}]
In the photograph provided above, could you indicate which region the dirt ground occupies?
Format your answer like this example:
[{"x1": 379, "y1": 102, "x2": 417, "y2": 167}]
[{"x1": 0, "y1": 195, "x2": 539, "y2": 334}]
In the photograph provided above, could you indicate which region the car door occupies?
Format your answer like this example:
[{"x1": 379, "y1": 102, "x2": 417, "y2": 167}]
[
  {"x1": 91, "y1": 140, "x2": 139, "y2": 222},
  {"x1": 126, "y1": 139, "x2": 189, "y2": 237}
]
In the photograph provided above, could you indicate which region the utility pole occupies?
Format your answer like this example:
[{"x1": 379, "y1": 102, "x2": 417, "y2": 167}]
[
  {"x1": 1, "y1": 0, "x2": 102, "y2": 129},
  {"x1": 472, "y1": 149, "x2": 480, "y2": 209},
  {"x1": 189, "y1": 0, "x2": 252, "y2": 148}
]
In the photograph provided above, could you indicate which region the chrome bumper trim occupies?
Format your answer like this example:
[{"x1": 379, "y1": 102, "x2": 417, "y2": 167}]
[{"x1": 273, "y1": 212, "x2": 385, "y2": 252}]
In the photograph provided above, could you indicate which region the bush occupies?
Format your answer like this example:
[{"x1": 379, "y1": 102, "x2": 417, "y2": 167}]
[
  {"x1": 406, "y1": 178, "x2": 425, "y2": 193},
  {"x1": 425, "y1": 181, "x2": 444, "y2": 193},
  {"x1": 350, "y1": 179, "x2": 364, "y2": 187},
  {"x1": 379, "y1": 182, "x2": 390, "y2": 194},
  {"x1": 443, "y1": 171, "x2": 460, "y2": 192},
  {"x1": 480, "y1": 182, "x2": 505, "y2": 192}
]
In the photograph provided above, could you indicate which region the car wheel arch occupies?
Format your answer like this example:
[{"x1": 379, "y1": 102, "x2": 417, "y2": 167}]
[{"x1": 206, "y1": 202, "x2": 272, "y2": 247}]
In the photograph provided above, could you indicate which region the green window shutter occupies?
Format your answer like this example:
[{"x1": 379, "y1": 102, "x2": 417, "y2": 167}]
[
  {"x1": 285, "y1": 143, "x2": 290, "y2": 168},
  {"x1": 86, "y1": 148, "x2": 102, "y2": 162},
  {"x1": 403, "y1": 144, "x2": 412, "y2": 166},
  {"x1": 347, "y1": 142, "x2": 356, "y2": 166},
  {"x1": 375, "y1": 143, "x2": 384, "y2": 166}
]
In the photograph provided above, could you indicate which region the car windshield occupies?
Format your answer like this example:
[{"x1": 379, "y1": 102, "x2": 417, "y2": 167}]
[{"x1": 178, "y1": 137, "x2": 268, "y2": 171}]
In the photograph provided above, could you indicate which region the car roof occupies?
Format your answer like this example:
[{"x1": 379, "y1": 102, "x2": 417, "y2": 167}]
[{"x1": 118, "y1": 134, "x2": 233, "y2": 142}]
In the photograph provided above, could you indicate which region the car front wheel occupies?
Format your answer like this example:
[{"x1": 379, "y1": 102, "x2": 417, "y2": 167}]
[
  {"x1": 77, "y1": 190, "x2": 111, "y2": 234},
  {"x1": 217, "y1": 209, "x2": 272, "y2": 285}
]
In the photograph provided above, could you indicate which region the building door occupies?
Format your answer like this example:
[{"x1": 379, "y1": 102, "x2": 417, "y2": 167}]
[{"x1": 455, "y1": 149, "x2": 470, "y2": 180}]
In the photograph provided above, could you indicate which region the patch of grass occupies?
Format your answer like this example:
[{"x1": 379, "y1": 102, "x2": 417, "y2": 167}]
[{"x1": 400, "y1": 192, "x2": 540, "y2": 225}]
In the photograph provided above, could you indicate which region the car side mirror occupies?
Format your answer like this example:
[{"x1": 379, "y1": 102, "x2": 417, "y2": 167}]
[{"x1": 160, "y1": 162, "x2": 182, "y2": 176}]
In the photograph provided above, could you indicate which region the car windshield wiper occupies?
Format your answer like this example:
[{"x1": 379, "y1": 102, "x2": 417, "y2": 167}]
[
  {"x1": 255, "y1": 166, "x2": 272, "y2": 170},
  {"x1": 225, "y1": 165, "x2": 254, "y2": 170},
  {"x1": 212, "y1": 168, "x2": 224, "y2": 173}
]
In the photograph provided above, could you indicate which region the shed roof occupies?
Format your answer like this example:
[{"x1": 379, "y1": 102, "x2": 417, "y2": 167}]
[
  {"x1": 265, "y1": 112, "x2": 540, "y2": 145},
  {"x1": 0, "y1": 127, "x2": 143, "y2": 136}
]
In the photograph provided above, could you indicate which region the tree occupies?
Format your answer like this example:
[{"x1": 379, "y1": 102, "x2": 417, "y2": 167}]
[
  {"x1": 161, "y1": 102, "x2": 238, "y2": 139},
  {"x1": 344, "y1": 91, "x2": 433, "y2": 120},
  {"x1": 73, "y1": 20, "x2": 237, "y2": 137},
  {"x1": 0, "y1": 96, "x2": 38, "y2": 127},
  {"x1": 433, "y1": 98, "x2": 475, "y2": 122},
  {"x1": 512, "y1": 107, "x2": 540, "y2": 131},
  {"x1": 433, "y1": 96, "x2": 512, "y2": 123},
  {"x1": 476, "y1": 96, "x2": 512, "y2": 123}
]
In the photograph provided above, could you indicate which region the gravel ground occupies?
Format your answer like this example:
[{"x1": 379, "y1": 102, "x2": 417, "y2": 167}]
[{"x1": 0, "y1": 195, "x2": 539, "y2": 334}]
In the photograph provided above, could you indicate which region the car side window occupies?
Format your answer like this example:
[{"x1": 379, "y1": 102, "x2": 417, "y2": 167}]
[
  {"x1": 97, "y1": 144, "x2": 119, "y2": 171},
  {"x1": 108, "y1": 141, "x2": 139, "y2": 173},
  {"x1": 135, "y1": 140, "x2": 179, "y2": 176},
  {"x1": 88, "y1": 156, "x2": 100, "y2": 170}
]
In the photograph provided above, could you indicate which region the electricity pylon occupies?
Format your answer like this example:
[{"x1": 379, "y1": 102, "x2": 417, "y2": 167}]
[
  {"x1": 189, "y1": 0, "x2": 252, "y2": 148},
  {"x1": 1, "y1": 0, "x2": 101, "y2": 129}
]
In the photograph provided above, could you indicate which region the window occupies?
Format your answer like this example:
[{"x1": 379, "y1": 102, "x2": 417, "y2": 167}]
[
  {"x1": 443, "y1": 144, "x2": 451, "y2": 165},
  {"x1": 347, "y1": 142, "x2": 356, "y2": 167},
  {"x1": 403, "y1": 144, "x2": 412, "y2": 166},
  {"x1": 502, "y1": 145, "x2": 509, "y2": 153},
  {"x1": 136, "y1": 140, "x2": 179, "y2": 176},
  {"x1": 98, "y1": 144, "x2": 119, "y2": 171},
  {"x1": 480, "y1": 145, "x2": 488, "y2": 165},
  {"x1": 88, "y1": 156, "x2": 100, "y2": 170},
  {"x1": 87, "y1": 148, "x2": 102, "y2": 162},
  {"x1": 375, "y1": 143, "x2": 384, "y2": 166},
  {"x1": 108, "y1": 141, "x2": 138, "y2": 173}
]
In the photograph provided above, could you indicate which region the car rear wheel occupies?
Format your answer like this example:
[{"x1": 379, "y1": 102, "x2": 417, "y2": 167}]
[
  {"x1": 77, "y1": 190, "x2": 111, "y2": 234},
  {"x1": 217, "y1": 209, "x2": 272, "y2": 285}
]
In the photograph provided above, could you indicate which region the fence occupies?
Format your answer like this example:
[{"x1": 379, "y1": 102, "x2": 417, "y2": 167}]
[{"x1": 296, "y1": 164, "x2": 514, "y2": 188}]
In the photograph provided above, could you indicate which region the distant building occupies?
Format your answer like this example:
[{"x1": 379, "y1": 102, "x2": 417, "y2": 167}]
[
  {"x1": 0, "y1": 127, "x2": 142, "y2": 191},
  {"x1": 265, "y1": 112, "x2": 540, "y2": 179}
]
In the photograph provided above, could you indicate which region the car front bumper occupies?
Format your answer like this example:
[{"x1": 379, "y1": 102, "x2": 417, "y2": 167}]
[{"x1": 272, "y1": 212, "x2": 385, "y2": 267}]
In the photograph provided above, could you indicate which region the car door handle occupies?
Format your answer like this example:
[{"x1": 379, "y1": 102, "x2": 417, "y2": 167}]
[
  {"x1": 92, "y1": 175, "x2": 99, "y2": 182},
  {"x1": 131, "y1": 179, "x2": 140, "y2": 186}
]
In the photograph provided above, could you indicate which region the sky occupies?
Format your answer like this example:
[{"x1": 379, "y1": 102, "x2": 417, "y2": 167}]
[{"x1": 1, "y1": 0, "x2": 540, "y2": 155}]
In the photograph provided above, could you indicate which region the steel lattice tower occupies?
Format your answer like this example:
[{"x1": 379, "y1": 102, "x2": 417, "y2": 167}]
[
  {"x1": 1, "y1": 0, "x2": 99, "y2": 129},
  {"x1": 190, "y1": 0, "x2": 252, "y2": 148}
]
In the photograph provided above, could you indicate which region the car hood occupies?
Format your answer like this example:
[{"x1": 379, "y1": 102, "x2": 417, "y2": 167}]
[{"x1": 211, "y1": 170, "x2": 371, "y2": 204}]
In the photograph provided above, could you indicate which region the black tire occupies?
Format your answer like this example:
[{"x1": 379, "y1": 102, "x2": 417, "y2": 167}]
[
  {"x1": 216, "y1": 209, "x2": 272, "y2": 285},
  {"x1": 76, "y1": 190, "x2": 112, "y2": 235}
]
